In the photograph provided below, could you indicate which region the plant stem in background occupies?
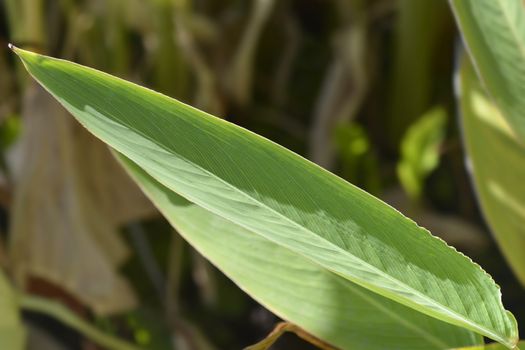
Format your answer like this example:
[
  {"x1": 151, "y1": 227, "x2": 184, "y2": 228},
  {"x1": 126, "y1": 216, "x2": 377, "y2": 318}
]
[
  {"x1": 128, "y1": 223, "x2": 165, "y2": 301},
  {"x1": 173, "y1": 0, "x2": 222, "y2": 115},
  {"x1": 385, "y1": 0, "x2": 452, "y2": 151},
  {"x1": 152, "y1": 0, "x2": 189, "y2": 98},
  {"x1": 165, "y1": 232, "x2": 184, "y2": 316},
  {"x1": 4, "y1": 0, "x2": 45, "y2": 48},
  {"x1": 309, "y1": 0, "x2": 368, "y2": 169},
  {"x1": 19, "y1": 294, "x2": 141, "y2": 350},
  {"x1": 227, "y1": 0, "x2": 275, "y2": 106},
  {"x1": 244, "y1": 322, "x2": 338, "y2": 350},
  {"x1": 4, "y1": 0, "x2": 46, "y2": 85}
]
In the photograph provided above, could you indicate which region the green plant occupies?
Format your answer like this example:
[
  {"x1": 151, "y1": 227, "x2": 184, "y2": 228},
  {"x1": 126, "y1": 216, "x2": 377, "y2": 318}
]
[{"x1": 2, "y1": 0, "x2": 525, "y2": 349}]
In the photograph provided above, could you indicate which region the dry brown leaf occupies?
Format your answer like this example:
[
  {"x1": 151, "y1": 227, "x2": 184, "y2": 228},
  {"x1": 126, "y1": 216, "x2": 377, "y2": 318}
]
[{"x1": 8, "y1": 84, "x2": 156, "y2": 315}]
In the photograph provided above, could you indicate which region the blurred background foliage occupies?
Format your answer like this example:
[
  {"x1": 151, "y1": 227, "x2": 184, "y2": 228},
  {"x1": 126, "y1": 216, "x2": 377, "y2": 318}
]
[{"x1": 0, "y1": 0, "x2": 523, "y2": 349}]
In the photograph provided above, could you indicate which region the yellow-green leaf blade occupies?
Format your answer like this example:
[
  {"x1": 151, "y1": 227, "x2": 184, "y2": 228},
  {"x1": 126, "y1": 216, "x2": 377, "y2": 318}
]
[{"x1": 12, "y1": 47, "x2": 518, "y2": 347}]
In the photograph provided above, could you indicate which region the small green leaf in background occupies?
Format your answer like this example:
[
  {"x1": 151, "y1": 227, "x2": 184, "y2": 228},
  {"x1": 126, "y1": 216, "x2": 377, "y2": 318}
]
[
  {"x1": 335, "y1": 122, "x2": 381, "y2": 194},
  {"x1": 458, "y1": 56, "x2": 525, "y2": 287},
  {"x1": 11, "y1": 47, "x2": 518, "y2": 348},
  {"x1": 450, "y1": 0, "x2": 525, "y2": 141},
  {"x1": 397, "y1": 107, "x2": 447, "y2": 201},
  {"x1": 0, "y1": 272, "x2": 24, "y2": 350},
  {"x1": 0, "y1": 114, "x2": 21, "y2": 151}
]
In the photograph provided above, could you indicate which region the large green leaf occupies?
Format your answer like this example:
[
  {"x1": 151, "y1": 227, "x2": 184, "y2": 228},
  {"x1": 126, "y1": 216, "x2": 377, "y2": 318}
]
[
  {"x1": 0, "y1": 272, "x2": 25, "y2": 349},
  {"x1": 12, "y1": 47, "x2": 518, "y2": 347},
  {"x1": 459, "y1": 56, "x2": 525, "y2": 286},
  {"x1": 117, "y1": 154, "x2": 482, "y2": 349},
  {"x1": 450, "y1": 0, "x2": 525, "y2": 141}
]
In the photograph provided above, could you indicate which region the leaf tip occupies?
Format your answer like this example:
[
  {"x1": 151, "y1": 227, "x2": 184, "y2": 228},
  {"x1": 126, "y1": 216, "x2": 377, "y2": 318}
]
[{"x1": 7, "y1": 43, "x2": 24, "y2": 57}]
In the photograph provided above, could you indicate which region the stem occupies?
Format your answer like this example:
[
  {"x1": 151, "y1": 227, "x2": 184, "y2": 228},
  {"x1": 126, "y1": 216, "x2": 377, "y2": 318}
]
[
  {"x1": 19, "y1": 294, "x2": 142, "y2": 350},
  {"x1": 128, "y1": 222, "x2": 165, "y2": 301},
  {"x1": 244, "y1": 322, "x2": 337, "y2": 350},
  {"x1": 166, "y1": 231, "x2": 184, "y2": 317},
  {"x1": 228, "y1": 0, "x2": 275, "y2": 105}
]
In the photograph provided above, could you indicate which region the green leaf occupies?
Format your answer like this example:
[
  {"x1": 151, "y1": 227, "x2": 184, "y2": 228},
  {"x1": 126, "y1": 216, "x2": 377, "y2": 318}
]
[
  {"x1": 12, "y1": 47, "x2": 518, "y2": 347},
  {"x1": 397, "y1": 107, "x2": 447, "y2": 200},
  {"x1": 458, "y1": 56, "x2": 525, "y2": 287},
  {"x1": 450, "y1": 0, "x2": 525, "y2": 141},
  {"x1": 118, "y1": 154, "x2": 482, "y2": 350},
  {"x1": 0, "y1": 272, "x2": 25, "y2": 350}
]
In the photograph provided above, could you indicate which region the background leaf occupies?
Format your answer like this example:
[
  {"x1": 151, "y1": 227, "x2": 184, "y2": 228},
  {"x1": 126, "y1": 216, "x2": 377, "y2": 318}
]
[
  {"x1": 397, "y1": 106, "x2": 447, "y2": 201},
  {"x1": 450, "y1": 0, "x2": 525, "y2": 141},
  {"x1": 458, "y1": 56, "x2": 525, "y2": 287}
]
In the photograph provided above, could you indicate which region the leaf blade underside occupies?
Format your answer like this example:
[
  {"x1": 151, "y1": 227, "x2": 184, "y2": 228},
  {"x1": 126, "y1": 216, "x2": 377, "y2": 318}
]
[{"x1": 118, "y1": 154, "x2": 482, "y2": 350}]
